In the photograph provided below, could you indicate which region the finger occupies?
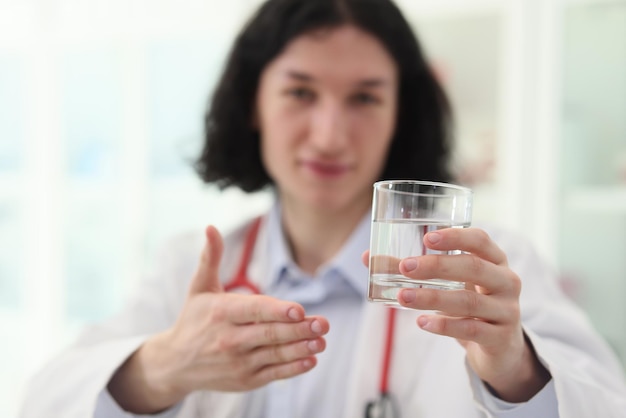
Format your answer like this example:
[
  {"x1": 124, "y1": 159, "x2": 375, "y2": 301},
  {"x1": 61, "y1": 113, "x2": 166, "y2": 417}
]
[
  {"x1": 398, "y1": 253, "x2": 519, "y2": 294},
  {"x1": 249, "y1": 356, "x2": 318, "y2": 387},
  {"x1": 369, "y1": 254, "x2": 402, "y2": 275},
  {"x1": 416, "y1": 314, "x2": 497, "y2": 346},
  {"x1": 245, "y1": 337, "x2": 327, "y2": 370},
  {"x1": 220, "y1": 294, "x2": 312, "y2": 325},
  {"x1": 363, "y1": 252, "x2": 403, "y2": 274},
  {"x1": 424, "y1": 228, "x2": 508, "y2": 266},
  {"x1": 397, "y1": 288, "x2": 516, "y2": 323},
  {"x1": 188, "y1": 225, "x2": 224, "y2": 296},
  {"x1": 233, "y1": 317, "x2": 329, "y2": 350}
]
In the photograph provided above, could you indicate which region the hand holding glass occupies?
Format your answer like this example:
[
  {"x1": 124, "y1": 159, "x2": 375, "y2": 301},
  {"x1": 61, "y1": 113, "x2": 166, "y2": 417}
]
[{"x1": 367, "y1": 180, "x2": 473, "y2": 306}]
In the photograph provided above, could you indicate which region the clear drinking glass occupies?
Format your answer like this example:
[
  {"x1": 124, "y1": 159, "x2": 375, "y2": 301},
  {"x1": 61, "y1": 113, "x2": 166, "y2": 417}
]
[{"x1": 367, "y1": 180, "x2": 473, "y2": 306}]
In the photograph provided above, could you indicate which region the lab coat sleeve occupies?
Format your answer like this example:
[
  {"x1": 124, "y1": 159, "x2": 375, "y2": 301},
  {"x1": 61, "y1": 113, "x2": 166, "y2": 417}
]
[
  {"x1": 468, "y1": 360, "x2": 559, "y2": 418},
  {"x1": 95, "y1": 388, "x2": 182, "y2": 418},
  {"x1": 19, "y1": 231, "x2": 202, "y2": 418},
  {"x1": 485, "y1": 226, "x2": 626, "y2": 418}
]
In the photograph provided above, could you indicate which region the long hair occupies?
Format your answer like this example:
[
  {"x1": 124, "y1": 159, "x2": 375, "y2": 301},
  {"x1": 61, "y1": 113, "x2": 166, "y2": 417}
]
[{"x1": 195, "y1": 0, "x2": 453, "y2": 192}]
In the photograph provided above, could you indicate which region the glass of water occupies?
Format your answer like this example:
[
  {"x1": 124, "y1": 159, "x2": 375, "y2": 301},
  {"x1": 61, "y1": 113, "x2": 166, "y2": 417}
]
[{"x1": 367, "y1": 180, "x2": 473, "y2": 306}]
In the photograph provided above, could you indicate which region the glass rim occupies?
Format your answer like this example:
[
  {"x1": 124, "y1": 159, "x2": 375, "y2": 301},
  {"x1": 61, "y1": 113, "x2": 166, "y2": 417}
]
[{"x1": 373, "y1": 180, "x2": 473, "y2": 195}]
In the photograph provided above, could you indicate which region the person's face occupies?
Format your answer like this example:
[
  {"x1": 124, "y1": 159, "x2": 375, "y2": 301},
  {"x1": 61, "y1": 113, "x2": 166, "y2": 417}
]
[{"x1": 256, "y1": 24, "x2": 398, "y2": 213}]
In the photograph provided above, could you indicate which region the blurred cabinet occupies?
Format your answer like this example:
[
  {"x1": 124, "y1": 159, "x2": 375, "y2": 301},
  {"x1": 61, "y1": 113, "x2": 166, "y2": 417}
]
[
  {"x1": 558, "y1": 0, "x2": 626, "y2": 364},
  {"x1": 399, "y1": 0, "x2": 626, "y2": 366}
]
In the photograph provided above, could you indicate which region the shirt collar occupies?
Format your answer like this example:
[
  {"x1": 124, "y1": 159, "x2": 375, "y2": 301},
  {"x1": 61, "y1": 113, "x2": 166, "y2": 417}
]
[{"x1": 266, "y1": 202, "x2": 371, "y2": 298}]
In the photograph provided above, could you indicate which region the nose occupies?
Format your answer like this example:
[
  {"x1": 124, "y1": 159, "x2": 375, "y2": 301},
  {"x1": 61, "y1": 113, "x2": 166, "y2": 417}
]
[{"x1": 309, "y1": 99, "x2": 349, "y2": 154}]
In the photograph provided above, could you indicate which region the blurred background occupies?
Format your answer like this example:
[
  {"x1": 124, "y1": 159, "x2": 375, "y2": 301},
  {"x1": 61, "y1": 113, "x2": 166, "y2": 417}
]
[{"x1": 0, "y1": 0, "x2": 625, "y2": 416}]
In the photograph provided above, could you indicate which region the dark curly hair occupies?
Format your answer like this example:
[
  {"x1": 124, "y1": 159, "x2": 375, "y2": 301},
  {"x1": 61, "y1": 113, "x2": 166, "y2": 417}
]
[{"x1": 195, "y1": 0, "x2": 453, "y2": 192}]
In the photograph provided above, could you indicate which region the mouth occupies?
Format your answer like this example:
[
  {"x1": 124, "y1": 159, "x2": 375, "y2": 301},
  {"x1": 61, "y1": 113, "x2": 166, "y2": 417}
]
[{"x1": 300, "y1": 159, "x2": 351, "y2": 178}]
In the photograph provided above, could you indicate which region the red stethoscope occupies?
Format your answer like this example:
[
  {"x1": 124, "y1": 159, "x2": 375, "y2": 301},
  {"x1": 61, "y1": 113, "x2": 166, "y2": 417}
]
[{"x1": 223, "y1": 217, "x2": 400, "y2": 418}]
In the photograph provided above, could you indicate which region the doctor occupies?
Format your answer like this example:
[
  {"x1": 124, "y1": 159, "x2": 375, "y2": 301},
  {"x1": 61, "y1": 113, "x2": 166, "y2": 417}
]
[{"x1": 21, "y1": 0, "x2": 626, "y2": 417}]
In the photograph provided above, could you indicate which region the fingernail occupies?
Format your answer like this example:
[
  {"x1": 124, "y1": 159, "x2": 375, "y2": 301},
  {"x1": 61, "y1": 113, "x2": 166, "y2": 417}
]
[
  {"x1": 311, "y1": 319, "x2": 322, "y2": 334},
  {"x1": 427, "y1": 232, "x2": 441, "y2": 244},
  {"x1": 302, "y1": 359, "x2": 314, "y2": 369},
  {"x1": 400, "y1": 290, "x2": 416, "y2": 303},
  {"x1": 307, "y1": 340, "x2": 320, "y2": 352},
  {"x1": 418, "y1": 316, "x2": 430, "y2": 329},
  {"x1": 287, "y1": 308, "x2": 302, "y2": 321},
  {"x1": 403, "y1": 258, "x2": 418, "y2": 272}
]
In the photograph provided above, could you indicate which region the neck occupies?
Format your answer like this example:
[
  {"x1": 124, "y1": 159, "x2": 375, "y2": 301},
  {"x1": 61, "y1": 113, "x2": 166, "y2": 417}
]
[{"x1": 280, "y1": 196, "x2": 371, "y2": 275}]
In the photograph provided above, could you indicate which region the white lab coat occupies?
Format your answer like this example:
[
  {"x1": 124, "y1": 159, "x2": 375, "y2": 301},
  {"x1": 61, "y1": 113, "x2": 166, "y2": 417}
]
[{"x1": 20, "y1": 215, "x2": 626, "y2": 417}]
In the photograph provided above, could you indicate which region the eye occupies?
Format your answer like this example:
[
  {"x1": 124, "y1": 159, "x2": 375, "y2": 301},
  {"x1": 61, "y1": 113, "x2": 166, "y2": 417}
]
[
  {"x1": 286, "y1": 87, "x2": 315, "y2": 102},
  {"x1": 351, "y1": 91, "x2": 380, "y2": 105}
]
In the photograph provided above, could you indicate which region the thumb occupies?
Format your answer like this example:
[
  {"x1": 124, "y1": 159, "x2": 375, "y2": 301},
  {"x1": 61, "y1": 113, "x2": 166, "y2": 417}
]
[{"x1": 188, "y1": 225, "x2": 224, "y2": 296}]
